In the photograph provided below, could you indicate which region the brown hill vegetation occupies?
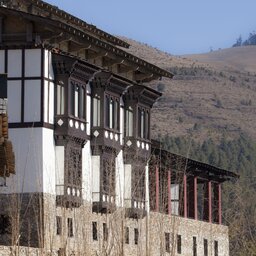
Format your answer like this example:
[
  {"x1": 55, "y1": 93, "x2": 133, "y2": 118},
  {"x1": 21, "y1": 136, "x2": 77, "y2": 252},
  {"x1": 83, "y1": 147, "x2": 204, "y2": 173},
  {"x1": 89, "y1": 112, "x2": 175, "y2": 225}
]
[{"x1": 120, "y1": 38, "x2": 256, "y2": 142}]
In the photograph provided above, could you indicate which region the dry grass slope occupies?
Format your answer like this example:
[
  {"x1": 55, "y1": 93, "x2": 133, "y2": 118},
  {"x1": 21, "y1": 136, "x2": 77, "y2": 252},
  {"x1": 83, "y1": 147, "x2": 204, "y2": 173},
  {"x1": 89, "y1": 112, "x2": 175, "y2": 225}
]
[{"x1": 120, "y1": 37, "x2": 256, "y2": 142}]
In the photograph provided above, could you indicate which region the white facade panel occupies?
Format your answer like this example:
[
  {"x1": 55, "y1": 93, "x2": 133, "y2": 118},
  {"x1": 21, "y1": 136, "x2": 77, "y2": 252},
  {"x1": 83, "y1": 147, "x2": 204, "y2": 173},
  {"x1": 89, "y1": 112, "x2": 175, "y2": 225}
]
[
  {"x1": 44, "y1": 81, "x2": 49, "y2": 123},
  {"x1": 24, "y1": 80, "x2": 41, "y2": 122},
  {"x1": 42, "y1": 128, "x2": 56, "y2": 194},
  {"x1": 82, "y1": 141, "x2": 92, "y2": 201},
  {"x1": 86, "y1": 94, "x2": 91, "y2": 135},
  {"x1": 49, "y1": 82, "x2": 54, "y2": 124},
  {"x1": 171, "y1": 184, "x2": 179, "y2": 200},
  {"x1": 124, "y1": 164, "x2": 132, "y2": 208},
  {"x1": 92, "y1": 155, "x2": 100, "y2": 202},
  {"x1": 115, "y1": 150, "x2": 124, "y2": 207},
  {"x1": 25, "y1": 49, "x2": 41, "y2": 77},
  {"x1": 0, "y1": 128, "x2": 43, "y2": 194},
  {"x1": 48, "y1": 51, "x2": 54, "y2": 80},
  {"x1": 8, "y1": 50, "x2": 22, "y2": 77},
  {"x1": 44, "y1": 49, "x2": 49, "y2": 78},
  {"x1": 7, "y1": 80, "x2": 22, "y2": 122},
  {"x1": 0, "y1": 50, "x2": 5, "y2": 73},
  {"x1": 55, "y1": 146, "x2": 65, "y2": 196}
]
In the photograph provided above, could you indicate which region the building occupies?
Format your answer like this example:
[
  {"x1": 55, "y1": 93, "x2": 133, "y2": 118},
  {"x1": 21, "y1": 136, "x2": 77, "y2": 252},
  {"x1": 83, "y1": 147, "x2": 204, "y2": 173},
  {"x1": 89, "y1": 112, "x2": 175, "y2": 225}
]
[{"x1": 0, "y1": 1, "x2": 238, "y2": 255}]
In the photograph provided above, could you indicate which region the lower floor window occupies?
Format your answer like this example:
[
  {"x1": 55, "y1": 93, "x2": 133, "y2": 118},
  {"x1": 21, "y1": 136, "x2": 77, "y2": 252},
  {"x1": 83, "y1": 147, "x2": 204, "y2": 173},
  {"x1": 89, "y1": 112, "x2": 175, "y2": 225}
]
[{"x1": 67, "y1": 218, "x2": 73, "y2": 237}]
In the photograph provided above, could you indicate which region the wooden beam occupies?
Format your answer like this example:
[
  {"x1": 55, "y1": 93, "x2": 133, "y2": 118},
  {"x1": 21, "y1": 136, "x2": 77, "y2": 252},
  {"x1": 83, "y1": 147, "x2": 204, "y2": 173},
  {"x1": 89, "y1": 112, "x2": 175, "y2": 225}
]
[
  {"x1": 26, "y1": 22, "x2": 33, "y2": 42},
  {"x1": 133, "y1": 72, "x2": 154, "y2": 82},
  {"x1": 0, "y1": 17, "x2": 3, "y2": 43}
]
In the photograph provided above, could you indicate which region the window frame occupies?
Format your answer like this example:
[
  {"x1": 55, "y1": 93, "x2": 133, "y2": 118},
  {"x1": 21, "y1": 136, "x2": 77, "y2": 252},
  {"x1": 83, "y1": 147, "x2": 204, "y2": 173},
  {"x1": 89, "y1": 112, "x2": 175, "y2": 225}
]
[
  {"x1": 105, "y1": 93, "x2": 120, "y2": 131},
  {"x1": 137, "y1": 106, "x2": 150, "y2": 140}
]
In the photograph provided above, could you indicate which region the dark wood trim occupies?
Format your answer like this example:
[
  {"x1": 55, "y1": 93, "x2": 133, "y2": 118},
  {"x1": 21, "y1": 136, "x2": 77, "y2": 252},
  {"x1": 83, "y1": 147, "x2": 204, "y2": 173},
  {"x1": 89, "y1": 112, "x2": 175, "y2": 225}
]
[
  {"x1": 9, "y1": 122, "x2": 54, "y2": 129},
  {"x1": 4, "y1": 49, "x2": 7, "y2": 73}
]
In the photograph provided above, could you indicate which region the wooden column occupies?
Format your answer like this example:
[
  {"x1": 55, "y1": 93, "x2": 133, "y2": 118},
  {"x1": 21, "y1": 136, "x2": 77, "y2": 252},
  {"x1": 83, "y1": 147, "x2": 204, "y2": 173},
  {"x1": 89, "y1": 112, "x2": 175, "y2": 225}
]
[
  {"x1": 203, "y1": 181, "x2": 212, "y2": 222},
  {"x1": 155, "y1": 166, "x2": 159, "y2": 212},
  {"x1": 188, "y1": 176, "x2": 198, "y2": 219},
  {"x1": 183, "y1": 174, "x2": 187, "y2": 218},
  {"x1": 167, "y1": 170, "x2": 171, "y2": 215},
  {"x1": 0, "y1": 17, "x2": 3, "y2": 43}
]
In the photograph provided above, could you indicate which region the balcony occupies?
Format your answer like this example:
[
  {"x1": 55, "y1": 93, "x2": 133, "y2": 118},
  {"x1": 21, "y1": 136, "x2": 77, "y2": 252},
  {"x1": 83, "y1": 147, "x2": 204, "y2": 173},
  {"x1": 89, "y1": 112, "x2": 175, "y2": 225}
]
[
  {"x1": 92, "y1": 192, "x2": 116, "y2": 213},
  {"x1": 125, "y1": 199, "x2": 147, "y2": 219}
]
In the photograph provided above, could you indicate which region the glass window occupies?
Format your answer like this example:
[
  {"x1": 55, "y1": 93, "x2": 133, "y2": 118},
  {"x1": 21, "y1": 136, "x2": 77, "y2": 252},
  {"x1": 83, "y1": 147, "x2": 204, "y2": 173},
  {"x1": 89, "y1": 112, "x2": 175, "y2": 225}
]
[
  {"x1": 204, "y1": 239, "x2": 208, "y2": 256},
  {"x1": 193, "y1": 236, "x2": 197, "y2": 256},
  {"x1": 57, "y1": 84, "x2": 65, "y2": 115},
  {"x1": 177, "y1": 234, "x2": 181, "y2": 254},
  {"x1": 67, "y1": 218, "x2": 73, "y2": 237},
  {"x1": 126, "y1": 106, "x2": 133, "y2": 137},
  {"x1": 92, "y1": 222, "x2": 97, "y2": 240},
  {"x1": 93, "y1": 95, "x2": 101, "y2": 126},
  {"x1": 125, "y1": 227, "x2": 129, "y2": 244},
  {"x1": 105, "y1": 94, "x2": 119, "y2": 130},
  {"x1": 56, "y1": 216, "x2": 62, "y2": 235},
  {"x1": 138, "y1": 107, "x2": 150, "y2": 139},
  {"x1": 134, "y1": 228, "x2": 139, "y2": 245},
  {"x1": 165, "y1": 232, "x2": 170, "y2": 252}
]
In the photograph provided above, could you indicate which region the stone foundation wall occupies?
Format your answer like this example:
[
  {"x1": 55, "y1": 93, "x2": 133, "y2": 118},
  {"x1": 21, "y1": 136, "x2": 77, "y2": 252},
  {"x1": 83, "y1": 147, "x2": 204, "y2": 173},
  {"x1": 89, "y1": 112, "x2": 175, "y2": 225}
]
[{"x1": 0, "y1": 193, "x2": 229, "y2": 256}]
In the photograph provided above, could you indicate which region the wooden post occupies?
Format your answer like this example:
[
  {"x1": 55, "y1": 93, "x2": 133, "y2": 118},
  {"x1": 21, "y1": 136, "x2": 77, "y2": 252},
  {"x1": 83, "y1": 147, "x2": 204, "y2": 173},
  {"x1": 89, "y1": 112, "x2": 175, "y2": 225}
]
[
  {"x1": 218, "y1": 184, "x2": 222, "y2": 224},
  {"x1": 208, "y1": 181, "x2": 212, "y2": 223}
]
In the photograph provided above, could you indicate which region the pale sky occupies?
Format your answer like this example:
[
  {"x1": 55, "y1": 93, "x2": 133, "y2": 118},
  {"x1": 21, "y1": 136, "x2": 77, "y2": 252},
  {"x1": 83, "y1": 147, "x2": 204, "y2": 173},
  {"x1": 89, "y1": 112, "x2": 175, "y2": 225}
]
[{"x1": 46, "y1": 0, "x2": 256, "y2": 55}]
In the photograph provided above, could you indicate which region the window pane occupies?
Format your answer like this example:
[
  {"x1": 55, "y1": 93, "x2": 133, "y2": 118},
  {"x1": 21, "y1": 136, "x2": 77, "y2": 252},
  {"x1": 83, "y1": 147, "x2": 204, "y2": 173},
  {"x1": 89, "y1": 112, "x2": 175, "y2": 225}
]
[
  {"x1": 93, "y1": 96, "x2": 100, "y2": 126},
  {"x1": 109, "y1": 98, "x2": 113, "y2": 129},
  {"x1": 74, "y1": 85, "x2": 79, "y2": 117},
  {"x1": 70, "y1": 82, "x2": 75, "y2": 116},
  {"x1": 92, "y1": 222, "x2": 97, "y2": 240},
  {"x1": 80, "y1": 87, "x2": 85, "y2": 119},
  {"x1": 67, "y1": 218, "x2": 73, "y2": 237},
  {"x1": 57, "y1": 85, "x2": 65, "y2": 115}
]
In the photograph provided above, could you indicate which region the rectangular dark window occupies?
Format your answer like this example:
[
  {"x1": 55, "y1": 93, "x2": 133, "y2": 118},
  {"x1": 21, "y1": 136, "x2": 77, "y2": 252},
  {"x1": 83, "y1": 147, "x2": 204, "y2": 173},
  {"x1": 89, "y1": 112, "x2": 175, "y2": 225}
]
[
  {"x1": 134, "y1": 228, "x2": 139, "y2": 245},
  {"x1": 0, "y1": 215, "x2": 10, "y2": 235},
  {"x1": 105, "y1": 95, "x2": 119, "y2": 130},
  {"x1": 70, "y1": 81, "x2": 86, "y2": 119},
  {"x1": 214, "y1": 240, "x2": 218, "y2": 256},
  {"x1": 125, "y1": 227, "x2": 129, "y2": 244},
  {"x1": 57, "y1": 84, "x2": 65, "y2": 115},
  {"x1": 193, "y1": 236, "x2": 197, "y2": 256},
  {"x1": 177, "y1": 234, "x2": 181, "y2": 254},
  {"x1": 133, "y1": 167, "x2": 145, "y2": 204},
  {"x1": 56, "y1": 216, "x2": 62, "y2": 235},
  {"x1": 125, "y1": 106, "x2": 133, "y2": 137},
  {"x1": 204, "y1": 239, "x2": 208, "y2": 256},
  {"x1": 138, "y1": 107, "x2": 149, "y2": 139},
  {"x1": 165, "y1": 232, "x2": 170, "y2": 252},
  {"x1": 93, "y1": 95, "x2": 101, "y2": 126},
  {"x1": 92, "y1": 222, "x2": 97, "y2": 241},
  {"x1": 103, "y1": 223, "x2": 108, "y2": 241},
  {"x1": 67, "y1": 218, "x2": 73, "y2": 237}
]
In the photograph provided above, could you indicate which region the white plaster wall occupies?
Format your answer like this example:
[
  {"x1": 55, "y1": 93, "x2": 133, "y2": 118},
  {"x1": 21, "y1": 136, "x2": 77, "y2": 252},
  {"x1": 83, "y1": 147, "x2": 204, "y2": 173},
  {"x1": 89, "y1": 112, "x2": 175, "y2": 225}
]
[
  {"x1": 124, "y1": 164, "x2": 132, "y2": 208},
  {"x1": 86, "y1": 94, "x2": 91, "y2": 135},
  {"x1": 7, "y1": 80, "x2": 21, "y2": 122},
  {"x1": 42, "y1": 128, "x2": 56, "y2": 194},
  {"x1": 0, "y1": 128, "x2": 43, "y2": 193},
  {"x1": 7, "y1": 50, "x2": 22, "y2": 77},
  {"x1": 115, "y1": 150, "x2": 125, "y2": 207},
  {"x1": 92, "y1": 155, "x2": 100, "y2": 202},
  {"x1": 49, "y1": 82, "x2": 54, "y2": 124},
  {"x1": 55, "y1": 146, "x2": 64, "y2": 196},
  {"x1": 48, "y1": 51, "x2": 54, "y2": 80},
  {"x1": 44, "y1": 81, "x2": 49, "y2": 122},
  {"x1": 24, "y1": 80, "x2": 41, "y2": 122},
  {"x1": 0, "y1": 50, "x2": 4, "y2": 73},
  {"x1": 82, "y1": 141, "x2": 92, "y2": 201},
  {"x1": 44, "y1": 49, "x2": 49, "y2": 78},
  {"x1": 25, "y1": 49, "x2": 41, "y2": 77}
]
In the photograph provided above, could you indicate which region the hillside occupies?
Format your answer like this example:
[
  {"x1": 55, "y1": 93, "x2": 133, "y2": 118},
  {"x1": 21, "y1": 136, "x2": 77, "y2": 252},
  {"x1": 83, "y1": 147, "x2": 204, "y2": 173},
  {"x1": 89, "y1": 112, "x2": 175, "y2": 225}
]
[{"x1": 120, "y1": 38, "x2": 256, "y2": 142}]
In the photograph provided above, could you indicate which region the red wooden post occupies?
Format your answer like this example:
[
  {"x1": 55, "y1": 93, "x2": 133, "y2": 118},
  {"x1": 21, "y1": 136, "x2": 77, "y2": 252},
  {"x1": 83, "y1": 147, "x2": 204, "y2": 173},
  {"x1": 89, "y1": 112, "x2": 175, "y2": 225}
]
[
  {"x1": 218, "y1": 184, "x2": 222, "y2": 224},
  {"x1": 208, "y1": 181, "x2": 212, "y2": 223},
  {"x1": 155, "y1": 166, "x2": 159, "y2": 212},
  {"x1": 168, "y1": 170, "x2": 171, "y2": 215},
  {"x1": 183, "y1": 174, "x2": 187, "y2": 218},
  {"x1": 194, "y1": 176, "x2": 198, "y2": 220}
]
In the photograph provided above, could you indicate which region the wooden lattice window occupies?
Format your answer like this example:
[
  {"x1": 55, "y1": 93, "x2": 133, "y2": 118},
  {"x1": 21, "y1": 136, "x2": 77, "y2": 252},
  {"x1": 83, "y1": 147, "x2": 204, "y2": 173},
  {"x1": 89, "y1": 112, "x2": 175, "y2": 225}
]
[{"x1": 102, "y1": 158, "x2": 115, "y2": 197}]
